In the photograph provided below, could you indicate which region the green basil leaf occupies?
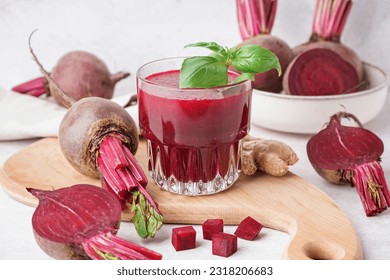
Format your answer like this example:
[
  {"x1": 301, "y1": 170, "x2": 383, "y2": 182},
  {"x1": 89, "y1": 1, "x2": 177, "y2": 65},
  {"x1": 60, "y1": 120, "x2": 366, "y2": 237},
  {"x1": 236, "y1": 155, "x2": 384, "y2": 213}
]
[
  {"x1": 209, "y1": 51, "x2": 228, "y2": 63},
  {"x1": 231, "y1": 44, "x2": 282, "y2": 76},
  {"x1": 179, "y1": 56, "x2": 228, "y2": 88},
  {"x1": 232, "y1": 72, "x2": 255, "y2": 84},
  {"x1": 185, "y1": 41, "x2": 227, "y2": 55}
]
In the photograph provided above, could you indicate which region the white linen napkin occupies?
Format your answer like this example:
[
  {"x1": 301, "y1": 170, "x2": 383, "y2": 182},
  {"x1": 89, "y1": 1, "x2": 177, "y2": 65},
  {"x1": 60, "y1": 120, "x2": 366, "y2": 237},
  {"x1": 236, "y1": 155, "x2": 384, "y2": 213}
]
[{"x1": 0, "y1": 87, "x2": 138, "y2": 141}]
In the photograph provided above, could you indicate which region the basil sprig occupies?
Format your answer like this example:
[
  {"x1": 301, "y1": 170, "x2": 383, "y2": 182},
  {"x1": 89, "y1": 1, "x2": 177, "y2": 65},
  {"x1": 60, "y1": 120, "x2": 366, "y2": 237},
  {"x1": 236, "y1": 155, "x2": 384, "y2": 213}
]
[{"x1": 179, "y1": 42, "x2": 281, "y2": 88}]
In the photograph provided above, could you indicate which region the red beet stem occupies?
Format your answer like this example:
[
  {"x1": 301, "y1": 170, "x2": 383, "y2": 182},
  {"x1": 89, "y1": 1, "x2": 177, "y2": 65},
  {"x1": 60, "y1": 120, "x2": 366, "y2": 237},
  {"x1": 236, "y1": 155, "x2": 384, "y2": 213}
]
[
  {"x1": 82, "y1": 232, "x2": 162, "y2": 260},
  {"x1": 98, "y1": 134, "x2": 163, "y2": 238},
  {"x1": 352, "y1": 161, "x2": 390, "y2": 216},
  {"x1": 11, "y1": 76, "x2": 47, "y2": 97},
  {"x1": 312, "y1": 0, "x2": 352, "y2": 41},
  {"x1": 236, "y1": 0, "x2": 277, "y2": 40}
]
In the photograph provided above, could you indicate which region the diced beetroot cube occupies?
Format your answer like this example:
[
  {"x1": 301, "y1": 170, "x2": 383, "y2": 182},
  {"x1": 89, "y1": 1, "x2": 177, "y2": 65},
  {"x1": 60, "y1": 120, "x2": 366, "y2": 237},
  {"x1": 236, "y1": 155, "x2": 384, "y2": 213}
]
[
  {"x1": 202, "y1": 219, "x2": 224, "y2": 240},
  {"x1": 212, "y1": 232, "x2": 237, "y2": 257},
  {"x1": 171, "y1": 226, "x2": 196, "y2": 251},
  {"x1": 234, "y1": 216, "x2": 263, "y2": 240}
]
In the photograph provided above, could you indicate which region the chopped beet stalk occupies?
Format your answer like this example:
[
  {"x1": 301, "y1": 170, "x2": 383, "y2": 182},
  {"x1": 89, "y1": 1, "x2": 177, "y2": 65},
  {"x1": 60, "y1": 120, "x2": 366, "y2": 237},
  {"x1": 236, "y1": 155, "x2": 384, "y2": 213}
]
[
  {"x1": 11, "y1": 76, "x2": 47, "y2": 97},
  {"x1": 212, "y1": 232, "x2": 238, "y2": 258},
  {"x1": 307, "y1": 112, "x2": 390, "y2": 216},
  {"x1": 234, "y1": 216, "x2": 263, "y2": 240},
  {"x1": 27, "y1": 184, "x2": 162, "y2": 260},
  {"x1": 202, "y1": 219, "x2": 224, "y2": 240},
  {"x1": 98, "y1": 134, "x2": 163, "y2": 238},
  {"x1": 171, "y1": 226, "x2": 196, "y2": 251}
]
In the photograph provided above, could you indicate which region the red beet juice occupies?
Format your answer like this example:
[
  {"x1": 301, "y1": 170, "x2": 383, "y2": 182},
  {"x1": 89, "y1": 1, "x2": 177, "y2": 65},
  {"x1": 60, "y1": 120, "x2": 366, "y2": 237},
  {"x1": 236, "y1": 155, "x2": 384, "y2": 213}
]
[{"x1": 138, "y1": 63, "x2": 252, "y2": 195}]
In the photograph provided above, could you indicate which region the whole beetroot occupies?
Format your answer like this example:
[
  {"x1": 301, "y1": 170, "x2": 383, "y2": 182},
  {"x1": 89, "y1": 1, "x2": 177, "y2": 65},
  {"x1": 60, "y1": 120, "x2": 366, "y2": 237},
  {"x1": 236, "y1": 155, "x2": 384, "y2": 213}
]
[
  {"x1": 235, "y1": 0, "x2": 294, "y2": 93},
  {"x1": 48, "y1": 50, "x2": 129, "y2": 107},
  {"x1": 58, "y1": 97, "x2": 163, "y2": 238},
  {"x1": 59, "y1": 97, "x2": 138, "y2": 178},
  {"x1": 12, "y1": 31, "x2": 129, "y2": 107}
]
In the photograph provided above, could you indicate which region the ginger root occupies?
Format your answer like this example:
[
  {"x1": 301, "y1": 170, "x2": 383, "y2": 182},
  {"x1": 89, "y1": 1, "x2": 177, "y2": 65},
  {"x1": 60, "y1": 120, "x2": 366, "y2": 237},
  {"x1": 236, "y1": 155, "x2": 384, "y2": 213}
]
[{"x1": 241, "y1": 135, "x2": 299, "y2": 177}]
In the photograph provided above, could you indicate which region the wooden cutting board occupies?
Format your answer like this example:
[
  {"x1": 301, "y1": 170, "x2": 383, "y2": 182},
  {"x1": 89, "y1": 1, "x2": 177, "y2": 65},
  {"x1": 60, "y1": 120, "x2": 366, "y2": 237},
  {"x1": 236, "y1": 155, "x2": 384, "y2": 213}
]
[{"x1": 0, "y1": 137, "x2": 362, "y2": 260}]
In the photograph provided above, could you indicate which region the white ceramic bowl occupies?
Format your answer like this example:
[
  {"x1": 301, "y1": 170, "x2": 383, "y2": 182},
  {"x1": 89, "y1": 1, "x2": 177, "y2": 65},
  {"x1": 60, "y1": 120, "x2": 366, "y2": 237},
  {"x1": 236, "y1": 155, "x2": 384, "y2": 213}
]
[{"x1": 251, "y1": 62, "x2": 389, "y2": 134}]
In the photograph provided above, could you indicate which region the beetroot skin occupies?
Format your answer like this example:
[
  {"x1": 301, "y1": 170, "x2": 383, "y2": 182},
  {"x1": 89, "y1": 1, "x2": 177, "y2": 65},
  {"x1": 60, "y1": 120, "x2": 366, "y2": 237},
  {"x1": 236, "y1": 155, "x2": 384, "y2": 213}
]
[
  {"x1": 48, "y1": 51, "x2": 129, "y2": 107},
  {"x1": 234, "y1": 216, "x2": 263, "y2": 240},
  {"x1": 59, "y1": 97, "x2": 138, "y2": 178},
  {"x1": 212, "y1": 232, "x2": 238, "y2": 258},
  {"x1": 237, "y1": 35, "x2": 294, "y2": 92},
  {"x1": 202, "y1": 219, "x2": 224, "y2": 240},
  {"x1": 27, "y1": 184, "x2": 162, "y2": 260},
  {"x1": 171, "y1": 226, "x2": 197, "y2": 251}
]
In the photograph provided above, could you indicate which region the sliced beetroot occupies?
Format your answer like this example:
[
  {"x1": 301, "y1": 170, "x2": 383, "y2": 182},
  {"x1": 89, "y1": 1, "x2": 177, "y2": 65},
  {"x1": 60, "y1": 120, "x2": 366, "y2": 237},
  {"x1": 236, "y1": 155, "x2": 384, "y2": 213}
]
[
  {"x1": 283, "y1": 45, "x2": 361, "y2": 95},
  {"x1": 202, "y1": 219, "x2": 224, "y2": 240},
  {"x1": 234, "y1": 216, "x2": 263, "y2": 240},
  {"x1": 284, "y1": 0, "x2": 363, "y2": 96},
  {"x1": 27, "y1": 184, "x2": 162, "y2": 260},
  {"x1": 171, "y1": 226, "x2": 196, "y2": 251},
  {"x1": 307, "y1": 112, "x2": 390, "y2": 216},
  {"x1": 212, "y1": 232, "x2": 238, "y2": 258},
  {"x1": 235, "y1": 0, "x2": 294, "y2": 93}
]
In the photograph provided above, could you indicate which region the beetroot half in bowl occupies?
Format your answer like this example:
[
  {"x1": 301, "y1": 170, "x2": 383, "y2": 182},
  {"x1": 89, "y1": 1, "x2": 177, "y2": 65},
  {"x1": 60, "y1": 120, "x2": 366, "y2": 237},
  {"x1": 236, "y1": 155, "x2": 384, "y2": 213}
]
[{"x1": 251, "y1": 62, "x2": 389, "y2": 134}]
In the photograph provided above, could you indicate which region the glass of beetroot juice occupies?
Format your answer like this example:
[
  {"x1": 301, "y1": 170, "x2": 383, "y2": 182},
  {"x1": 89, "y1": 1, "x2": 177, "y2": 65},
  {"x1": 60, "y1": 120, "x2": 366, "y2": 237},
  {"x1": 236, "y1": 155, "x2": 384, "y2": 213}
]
[{"x1": 137, "y1": 57, "x2": 252, "y2": 195}]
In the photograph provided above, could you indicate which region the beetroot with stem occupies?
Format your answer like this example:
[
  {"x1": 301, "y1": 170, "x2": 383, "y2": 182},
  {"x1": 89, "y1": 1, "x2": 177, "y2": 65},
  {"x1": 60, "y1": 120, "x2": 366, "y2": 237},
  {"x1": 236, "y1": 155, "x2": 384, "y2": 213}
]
[
  {"x1": 59, "y1": 97, "x2": 163, "y2": 237},
  {"x1": 307, "y1": 112, "x2": 390, "y2": 216},
  {"x1": 284, "y1": 0, "x2": 363, "y2": 96},
  {"x1": 12, "y1": 30, "x2": 129, "y2": 107},
  {"x1": 27, "y1": 184, "x2": 162, "y2": 260},
  {"x1": 235, "y1": 0, "x2": 294, "y2": 92}
]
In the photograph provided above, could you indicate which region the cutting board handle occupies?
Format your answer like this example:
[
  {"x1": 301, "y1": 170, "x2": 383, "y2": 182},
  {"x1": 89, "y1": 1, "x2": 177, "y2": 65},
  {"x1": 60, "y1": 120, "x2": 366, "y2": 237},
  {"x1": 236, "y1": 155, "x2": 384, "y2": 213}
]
[{"x1": 281, "y1": 215, "x2": 362, "y2": 260}]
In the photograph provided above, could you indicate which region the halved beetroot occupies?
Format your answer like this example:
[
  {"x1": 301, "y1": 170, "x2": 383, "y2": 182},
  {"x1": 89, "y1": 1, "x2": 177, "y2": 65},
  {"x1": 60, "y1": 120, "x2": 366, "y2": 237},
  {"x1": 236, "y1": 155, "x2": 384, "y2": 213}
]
[
  {"x1": 202, "y1": 219, "x2": 224, "y2": 240},
  {"x1": 171, "y1": 226, "x2": 196, "y2": 251},
  {"x1": 212, "y1": 232, "x2": 238, "y2": 257},
  {"x1": 234, "y1": 216, "x2": 263, "y2": 240}
]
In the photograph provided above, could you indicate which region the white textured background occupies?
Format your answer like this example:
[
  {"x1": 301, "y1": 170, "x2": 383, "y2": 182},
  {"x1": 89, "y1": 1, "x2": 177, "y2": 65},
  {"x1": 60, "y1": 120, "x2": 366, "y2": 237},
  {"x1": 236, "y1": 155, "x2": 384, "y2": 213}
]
[
  {"x1": 1, "y1": 0, "x2": 390, "y2": 93},
  {"x1": 0, "y1": 0, "x2": 389, "y2": 261}
]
